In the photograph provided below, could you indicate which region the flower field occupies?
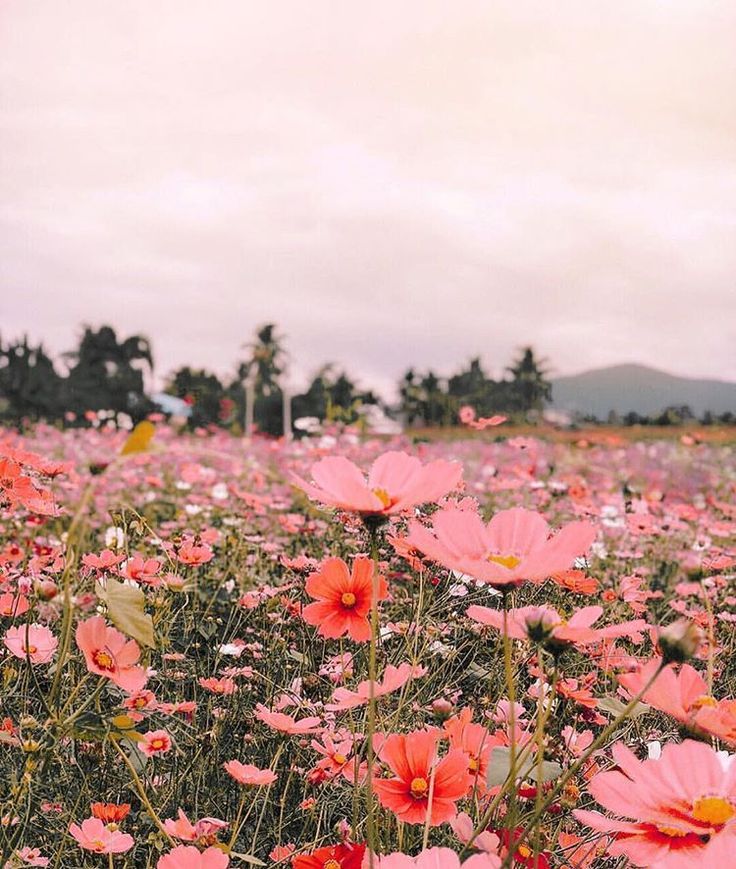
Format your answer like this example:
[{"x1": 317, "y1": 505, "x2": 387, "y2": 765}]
[{"x1": 1, "y1": 423, "x2": 735, "y2": 868}]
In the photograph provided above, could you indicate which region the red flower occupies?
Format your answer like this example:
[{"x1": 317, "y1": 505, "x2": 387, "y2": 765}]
[{"x1": 292, "y1": 843, "x2": 365, "y2": 869}]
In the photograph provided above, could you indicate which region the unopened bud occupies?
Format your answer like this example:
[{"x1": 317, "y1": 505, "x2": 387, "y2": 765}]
[
  {"x1": 431, "y1": 698, "x2": 453, "y2": 721},
  {"x1": 658, "y1": 619, "x2": 703, "y2": 664}
]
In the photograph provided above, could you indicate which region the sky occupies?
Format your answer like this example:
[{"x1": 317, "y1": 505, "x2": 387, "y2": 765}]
[{"x1": 1, "y1": 0, "x2": 735, "y2": 397}]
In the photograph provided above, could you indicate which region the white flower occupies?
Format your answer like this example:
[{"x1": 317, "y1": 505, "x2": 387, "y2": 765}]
[
  {"x1": 211, "y1": 483, "x2": 228, "y2": 500},
  {"x1": 104, "y1": 526, "x2": 125, "y2": 549}
]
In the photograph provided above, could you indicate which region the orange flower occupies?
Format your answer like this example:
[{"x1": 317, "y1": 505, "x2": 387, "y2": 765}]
[
  {"x1": 302, "y1": 557, "x2": 388, "y2": 642},
  {"x1": 90, "y1": 803, "x2": 131, "y2": 823},
  {"x1": 373, "y1": 729, "x2": 471, "y2": 825}
]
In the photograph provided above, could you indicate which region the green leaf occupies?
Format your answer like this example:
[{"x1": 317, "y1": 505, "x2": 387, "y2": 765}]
[
  {"x1": 597, "y1": 697, "x2": 650, "y2": 719},
  {"x1": 486, "y1": 746, "x2": 562, "y2": 787},
  {"x1": 526, "y1": 758, "x2": 563, "y2": 783},
  {"x1": 96, "y1": 577, "x2": 155, "y2": 648},
  {"x1": 230, "y1": 854, "x2": 266, "y2": 866}
]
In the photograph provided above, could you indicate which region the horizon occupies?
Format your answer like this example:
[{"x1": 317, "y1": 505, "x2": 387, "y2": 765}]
[{"x1": 2, "y1": 1, "x2": 736, "y2": 396}]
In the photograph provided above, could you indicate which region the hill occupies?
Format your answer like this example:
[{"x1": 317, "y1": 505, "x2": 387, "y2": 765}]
[{"x1": 551, "y1": 363, "x2": 736, "y2": 419}]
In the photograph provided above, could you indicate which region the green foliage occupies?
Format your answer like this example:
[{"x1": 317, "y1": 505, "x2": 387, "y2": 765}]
[
  {"x1": 0, "y1": 336, "x2": 64, "y2": 424},
  {"x1": 398, "y1": 347, "x2": 553, "y2": 427}
]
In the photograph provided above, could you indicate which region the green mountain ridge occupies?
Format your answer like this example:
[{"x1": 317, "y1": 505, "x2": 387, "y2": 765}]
[{"x1": 550, "y1": 363, "x2": 736, "y2": 418}]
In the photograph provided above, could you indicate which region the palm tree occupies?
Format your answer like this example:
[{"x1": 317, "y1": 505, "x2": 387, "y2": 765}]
[
  {"x1": 238, "y1": 324, "x2": 286, "y2": 398},
  {"x1": 507, "y1": 347, "x2": 552, "y2": 412},
  {"x1": 238, "y1": 324, "x2": 288, "y2": 435}
]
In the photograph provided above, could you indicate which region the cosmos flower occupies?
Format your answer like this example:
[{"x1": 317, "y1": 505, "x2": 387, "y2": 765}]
[
  {"x1": 75, "y1": 616, "x2": 148, "y2": 693},
  {"x1": 302, "y1": 556, "x2": 388, "y2": 642},
  {"x1": 326, "y1": 663, "x2": 427, "y2": 711},
  {"x1": 372, "y1": 848, "x2": 501, "y2": 869},
  {"x1": 157, "y1": 845, "x2": 230, "y2": 868},
  {"x1": 291, "y1": 450, "x2": 462, "y2": 516},
  {"x1": 69, "y1": 817, "x2": 134, "y2": 854},
  {"x1": 574, "y1": 739, "x2": 736, "y2": 867},
  {"x1": 405, "y1": 506, "x2": 596, "y2": 587},
  {"x1": 373, "y1": 729, "x2": 471, "y2": 825},
  {"x1": 223, "y1": 760, "x2": 277, "y2": 786},
  {"x1": 3, "y1": 624, "x2": 57, "y2": 664},
  {"x1": 466, "y1": 604, "x2": 648, "y2": 649}
]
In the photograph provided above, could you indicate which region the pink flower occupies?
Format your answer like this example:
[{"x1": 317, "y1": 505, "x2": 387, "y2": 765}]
[
  {"x1": 254, "y1": 705, "x2": 322, "y2": 735},
  {"x1": 326, "y1": 663, "x2": 427, "y2": 711},
  {"x1": 75, "y1": 616, "x2": 148, "y2": 693},
  {"x1": 406, "y1": 506, "x2": 596, "y2": 587},
  {"x1": 177, "y1": 539, "x2": 214, "y2": 566},
  {"x1": 291, "y1": 451, "x2": 462, "y2": 516},
  {"x1": 269, "y1": 844, "x2": 296, "y2": 862},
  {"x1": 7, "y1": 847, "x2": 49, "y2": 866},
  {"x1": 0, "y1": 593, "x2": 30, "y2": 618},
  {"x1": 466, "y1": 604, "x2": 647, "y2": 649},
  {"x1": 123, "y1": 555, "x2": 162, "y2": 585},
  {"x1": 139, "y1": 729, "x2": 173, "y2": 757},
  {"x1": 450, "y1": 813, "x2": 501, "y2": 855},
  {"x1": 223, "y1": 760, "x2": 277, "y2": 786},
  {"x1": 69, "y1": 817, "x2": 134, "y2": 854},
  {"x1": 574, "y1": 739, "x2": 736, "y2": 867},
  {"x1": 163, "y1": 810, "x2": 228, "y2": 842},
  {"x1": 198, "y1": 677, "x2": 238, "y2": 695},
  {"x1": 374, "y1": 848, "x2": 501, "y2": 869},
  {"x1": 619, "y1": 658, "x2": 736, "y2": 746},
  {"x1": 157, "y1": 845, "x2": 230, "y2": 868},
  {"x1": 3, "y1": 624, "x2": 57, "y2": 664}
]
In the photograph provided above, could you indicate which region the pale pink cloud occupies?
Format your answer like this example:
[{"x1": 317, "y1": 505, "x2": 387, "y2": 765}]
[{"x1": 1, "y1": 0, "x2": 735, "y2": 395}]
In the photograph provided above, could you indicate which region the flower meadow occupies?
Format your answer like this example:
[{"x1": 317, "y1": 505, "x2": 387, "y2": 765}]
[{"x1": 1, "y1": 423, "x2": 735, "y2": 868}]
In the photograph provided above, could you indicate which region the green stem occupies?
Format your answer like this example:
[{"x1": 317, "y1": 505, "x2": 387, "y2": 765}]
[{"x1": 500, "y1": 660, "x2": 666, "y2": 867}]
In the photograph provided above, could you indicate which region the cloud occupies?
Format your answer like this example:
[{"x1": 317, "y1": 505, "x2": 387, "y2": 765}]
[{"x1": 1, "y1": 0, "x2": 735, "y2": 397}]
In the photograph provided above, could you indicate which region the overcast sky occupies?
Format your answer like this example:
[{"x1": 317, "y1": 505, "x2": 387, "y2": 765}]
[{"x1": 1, "y1": 0, "x2": 735, "y2": 396}]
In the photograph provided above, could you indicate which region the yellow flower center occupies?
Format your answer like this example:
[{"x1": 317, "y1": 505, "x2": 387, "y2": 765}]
[
  {"x1": 93, "y1": 650, "x2": 115, "y2": 671},
  {"x1": 372, "y1": 488, "x2": 394, "y2": 509},
  {"x1": 410, "y1": 776, "x2": 429, "y2": 798},
  {"x1": 150, "y1": 738, "x2": 166, "y2": 751},
  {"x1": 341, "y1": 592, "x2": 357, "y2": 608},
  {"x1": 517, "y1": 845, "x2": 532, "y2": 859},
  {"x1": 333, "y1": 753, "x2": 347, "y2": 765},
  {"x1": 25, "y1": 645, "x2": 38, "y2": 655},
  {"x1": 692, "y1": 695, "x2": 718, "y2": 709},
  {"x1": 487, "y1": 554, "x2": 521, "y2": 569},
  {"x1": 692, "y1": 796, "x2": 735, "y2": 826},
  {"x1": 468, "y1": 757, "x2": 479, "y2": 772},
  {"x1": 323, "y1": 861, "x2": 341, "y2": 869}
]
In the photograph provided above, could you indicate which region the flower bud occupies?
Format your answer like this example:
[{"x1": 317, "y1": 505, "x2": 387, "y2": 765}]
[{"x1": 658, "y1": 619, "x2": 703, "y2": 664}]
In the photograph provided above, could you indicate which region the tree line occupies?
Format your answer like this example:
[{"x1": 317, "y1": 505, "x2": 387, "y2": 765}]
[
  {"x1": 6, "y1": 324, "x2": 725, "y2": 433},
  {"x1": 0, "y1": 325, "x2": 557, "y2": 433}
]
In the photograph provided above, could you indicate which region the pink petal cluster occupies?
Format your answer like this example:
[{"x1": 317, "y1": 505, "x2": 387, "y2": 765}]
[{"x1": 291, "y1": 451, "x2": 462, "y2": 515}]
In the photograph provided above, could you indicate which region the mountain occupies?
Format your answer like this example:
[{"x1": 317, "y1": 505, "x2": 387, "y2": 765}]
[{"x1": 550, "y1": 364, "x2": 736, "y2": 419}]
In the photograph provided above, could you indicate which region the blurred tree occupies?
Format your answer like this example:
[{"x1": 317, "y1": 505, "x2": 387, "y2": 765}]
[
  {"x1": 63, "y1": 325, "x2": 153, "y2": 421},
  {"x1": 165, "y1": 367, "x2": 227, "y2": 428},
  {"x1": 0, "y1": 336, "x2": 63, "y2": 424},
  {"x1": 506, "y1": 347, "x2": 552, "y2": 413},
  {"x1": 238, "y1": 324, "x2": 287, "y2": 435},
  {"x1": 292, "y1": 365, "x2": 378, "y2": 427}
]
